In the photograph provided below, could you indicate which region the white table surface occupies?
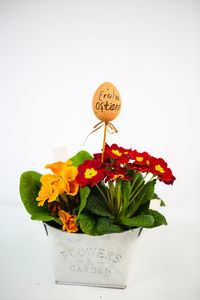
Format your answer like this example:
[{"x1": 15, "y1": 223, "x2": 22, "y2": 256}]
[{"x1": 0, "y1": 205, "x2": 199, "y2": 300}]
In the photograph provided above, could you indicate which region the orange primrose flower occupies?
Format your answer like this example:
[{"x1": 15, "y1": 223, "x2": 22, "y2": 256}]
[
  {"x1": 47, "y1": 202, "x2": 61, "y2": 217},
  {"x1": 45, "y1": 161, "x2": 73, "y2": 176},
  {"x1": 36, "y1": 175, "x2": 59, "y2": 206},
  {"x1": 59, "y1": 210, "x2": 78, "y2": 233},
  {"x1": 36, "y1": 161, "x2": 79, "y2": 207},
  {"x1": 45, "y1": 160, "x2": 79, "y2": 196}
]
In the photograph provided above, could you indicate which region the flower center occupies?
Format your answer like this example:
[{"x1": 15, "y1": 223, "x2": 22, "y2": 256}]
[
  {"x1": 114, "y1": 174, "x2": 124, "y2": 179},
  {"x1": 112, "y1": 150, "x2": 122, "y2": 156},
  {"x1": 155, "y1": 164, "x2": 165, "y2": 173},
  {"x1": 146, "y1": 160, "x2": 150, "y2": 166},
  {"x1": 136, "y1": 156, "x2": 143, "y2": 162},
  {"x1": 84, "y1": 168, "x2": 97, "y2": 179}
]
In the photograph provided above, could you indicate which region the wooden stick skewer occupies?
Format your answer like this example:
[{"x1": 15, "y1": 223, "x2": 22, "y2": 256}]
[{"x1": 101, "y1": 122, "x2": 108, "y2": 162}]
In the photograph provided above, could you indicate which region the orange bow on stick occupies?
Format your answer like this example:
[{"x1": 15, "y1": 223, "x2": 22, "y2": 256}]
[{"x1": 83, "y1": 121, "x2": 118, "y2": 162}]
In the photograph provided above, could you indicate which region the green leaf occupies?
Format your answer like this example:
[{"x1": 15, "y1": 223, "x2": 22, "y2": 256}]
[
  {"x1": 54, "y1": 218, "x2": 63, "y2": 225},
  {"x1": 120, "y1": 215, "x2": 154, "y2": 228},
  {"x1": 31, "y1": 213, "x2": 62, "y2": 225},
  {"x1": 119, "y1": 181, "x2": 132, "y2": 217},
  {"x1": 153, "y1": 193, "x2": 160, "y2": 200},
  {"x1": 86, "y1": 187, "x2": 114, "y2": 219},
  {"x1": 137, "y1": 179, "x2": 156, "y2": 204},
  {"x1": 128, "y1": 170, "x2": 144, "y2": 183},
  {"x1": 129, "y1": 179, "x2": 157, "y2": 216},
  {"x1": 31, "y1": 214, "x2": 53, "y2": 221},
  {"x1": 70, "y1": 150, "x2": 93, "y2": 167},
  {"x1": 98, "y1": 182, "x2": 108, "y2": 196},
  {"x1": 20, "y1": 171, "x2": 44, "y2": 215},
  {"x1": 72, "y1": 205, "x2": 80, "y2": 215},
  {"x1": 136, "y1": 201, "x2": 151, "y2": 214},
  {"x1": 135, "y1": 172, "x2": 144, "y2": 184},
  {"x1": 146, "y1": 209, "x2": 167, "y2": 227},
  {"x1": 76, "y1": 186, "x2": 90, "y2": 222},
  {"x1": 19, "y1": 171, "x2": 60, "y2": 223},
  {"x1": 79, "y1": 212, "x2": 97, "y2": 235},
  {"x1": 153, "y1": 193, "x2": 165, "y2": 206},
  {"x1": 127, "y1": 173, "x2": 145, "y2": 213},
  {"x1": 122, "y1": 181, "x2": 131, "y2": 202},
  {"x1": 96, "y1": 218, "x2": 124, "y2": 235},
  {"x1": 126, "y1": 199, "x2": 136, "y2": 215},
  {"x1": 160, "y1": 200, "x2": 166, "y2": 207}
]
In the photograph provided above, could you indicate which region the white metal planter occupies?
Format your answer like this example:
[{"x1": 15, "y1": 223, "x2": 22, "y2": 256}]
[{"x1": 44, "y1": 223, "x2": 142, "y2": 289}]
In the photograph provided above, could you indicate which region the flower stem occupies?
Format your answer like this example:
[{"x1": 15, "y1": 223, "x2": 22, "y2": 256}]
[
  {"x1": 130, "y1": 178, "x2": 144, "y2": 198},
  {"x1": 129, "y1": 175, "x2": 156, "y2": 216},
  {"x1": 108, "y1": 182, "x2": 114, "y2": 211},
  {"x1": 95, "y1": 183, "x2": 113, "y2": 212},
  {"x1": 129, "y1": 192, "x2": 146, "y2": 217},
  {"x1": 95, "y1": 184, "x2": 106, "y2": 200},
  {"x1": 131, "y1": 175, "x2": 154, "y2": 202},
  {"x1": 60, "y1": 194, "x2": 70, "y2": 212},
  {"x1": 131, "y1": 172, "x2": 140, "y2": 191},
  {"x1": 106, "y1": 188, "x2": 113, "y2": 212},
  {"x1": 130, "y1": 172, "x2": 149, "y2": 198},
  {"x1": 115, "y1": 181, "x2": 122, "y2": 218}
]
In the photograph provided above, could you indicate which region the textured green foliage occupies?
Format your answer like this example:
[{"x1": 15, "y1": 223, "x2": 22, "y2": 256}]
[
  {"x1": 127, "y1": 198, "x2": 136, "y2": 215},
  {"x1": 76, "y1": 186, "x2": 90, "y2": 222},
  {"x1": 153, "y1": 193, "x2": 165, "y2": 206},
  {"x1": 122, "y1": 181, "x2": 131, "y2": 203},
  {"x1": 79, "y1": 212, "x2": 124, "y2": 235},
  {"x1": 133, "y1": 171, "x2": 145, "y2": 186},
  {"x1": 31, "y1": 213, "x2": 62, "y2": 225},
  {"x1": 70, "y1": 151, "x2": 93, "y2": 167},
  {"x1": 126, "y1": 173, "x2": 145, "y2": 213},
  {"x1": 136, "y1": 201, "x2": 151, "y2": 215},
  {"x1": 19, "y1": 150, "x2": 168, "y2": 234},
  {"x1": 136, "y1": 179, "x2": 157, "y2": 205},
  {"x1": 52, "y1": 218, "x2": 63, "y2": 225},
  {"x1": 160, "y1": 200, "x2": 166, "y2": 207},
  {"x1": 86, "y1": 187, "x2": 114, "y2": 219},
  {"x1": 72, "y1": 206, "x2": 79, "y2": 215},
  {"x1": 20, "y1": 171, "x2": 42, "y2": 214},
  {"x1": 19, "y1": 171, "x2": 59, "y2": 223},
  {"x1": 79, "y1": 212, "x2": 97, "y2": 235},
  {"x1": 96, "y1": 217, "x2": 124, "y2": 234},
  {"x1": 153, "y1": 193, "x2": 160, "y2": 200},
  {"x1": 120, "y1": 215, "x2": 154, "y2": 228},
  {"x1": 129, "y1": 179, "x2": 157, "y2": 216},
  {"x1": 146, "y1": 209, "x2": 167, "y2": 227}
]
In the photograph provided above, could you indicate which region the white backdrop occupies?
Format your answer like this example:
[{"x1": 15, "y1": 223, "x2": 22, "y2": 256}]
[
  {"x1": 0, "y1": 0, "x2": 199, "y2": 213},
  {"x1": 0, "y1": 1, "x2": 200, "y2": 299}
]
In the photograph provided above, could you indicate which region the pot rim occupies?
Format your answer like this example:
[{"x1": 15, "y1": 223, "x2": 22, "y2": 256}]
[
  {"x1": 43, "y1": 221, "x2": 143, "y2": 238},
  {"x1": 43, "y1": 201, "x2": 158, "y2": 238}
]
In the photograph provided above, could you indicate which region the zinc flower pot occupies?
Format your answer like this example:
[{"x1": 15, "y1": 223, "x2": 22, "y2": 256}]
[{"x1": 44, "y1": 222, "x2": 142, "y2": 289}]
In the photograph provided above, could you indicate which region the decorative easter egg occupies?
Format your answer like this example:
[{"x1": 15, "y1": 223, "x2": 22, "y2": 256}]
[{"x1": 92, "y1": 82, "x2": 121, "y2": 122}]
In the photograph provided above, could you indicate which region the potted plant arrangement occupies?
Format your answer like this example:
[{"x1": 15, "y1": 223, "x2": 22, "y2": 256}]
[{"x1": 19, "y1": 83, "x2": 175, "y2": 288}]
